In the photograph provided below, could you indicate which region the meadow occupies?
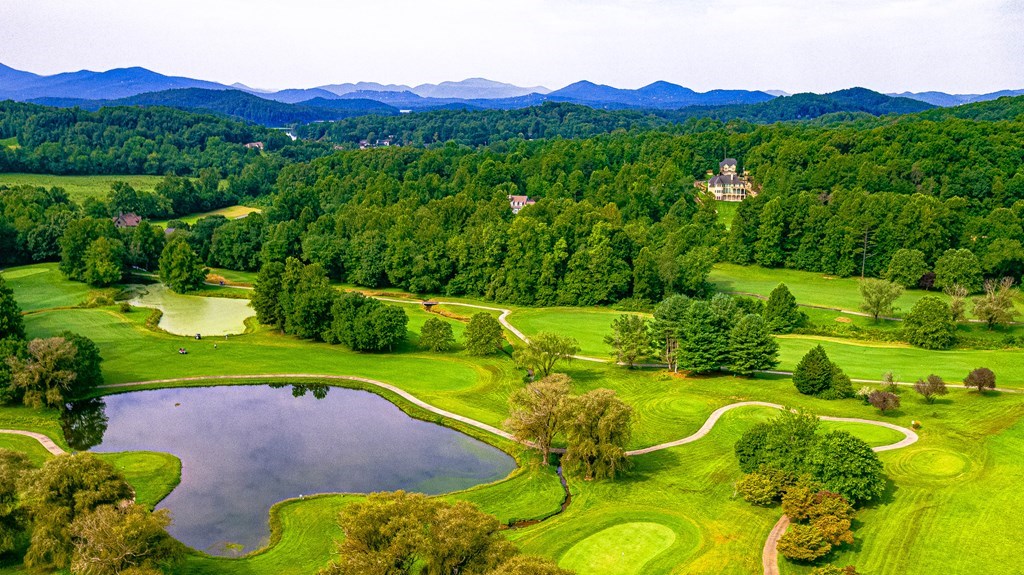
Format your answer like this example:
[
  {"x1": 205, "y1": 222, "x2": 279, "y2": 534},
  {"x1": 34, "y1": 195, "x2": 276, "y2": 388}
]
[
  {"x1": 0, "y1": 264, "x2": 1021, "y2": 575},
  {"x1": 0, "y1": 173, "x2": 167, "y2": 202}
]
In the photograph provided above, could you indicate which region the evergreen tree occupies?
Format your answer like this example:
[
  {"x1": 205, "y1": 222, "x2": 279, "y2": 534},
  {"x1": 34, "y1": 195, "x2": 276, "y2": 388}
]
[
  {"x1": 793, "y1": 345, "x2": 835, "y2": 396},
  {"x1": 0, "y1": 276, "x2": 25, "y2": 341},
  {"x1": 158, "y1": 237, "x2": 208, "y2": 293},
  {"x1": 678, "y1": 300, "x2": 730, "y2": 373},
  {"x1": 650, "y1": 294, "x2": 691, "y2": 372},
  {"x1": 764, "y1": 283, "x2": 805, "y2": 333},
  {"x1": 728, "y1": 314, "x2": 780, "y2": 375}
]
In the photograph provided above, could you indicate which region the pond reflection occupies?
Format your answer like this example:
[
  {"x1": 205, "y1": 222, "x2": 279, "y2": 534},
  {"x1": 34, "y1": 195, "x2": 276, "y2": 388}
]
[{"x1": 61, "y1": 397, "x2": 108, "y2": 451}]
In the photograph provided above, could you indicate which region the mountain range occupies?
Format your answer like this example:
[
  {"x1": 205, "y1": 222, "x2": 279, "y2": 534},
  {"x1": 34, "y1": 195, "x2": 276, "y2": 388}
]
[{"x1": 1, "y1": 62, "x2": 1019, "y2": 128}]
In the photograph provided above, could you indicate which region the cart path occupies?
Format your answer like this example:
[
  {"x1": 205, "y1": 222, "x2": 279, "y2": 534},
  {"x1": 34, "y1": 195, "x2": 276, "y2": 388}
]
[
  {"x1": 0, "y1": 429, "x2": 67, "y2": 456},
  {"x1": 99, "y1": 377, "x2": 917, "y2": 456}
]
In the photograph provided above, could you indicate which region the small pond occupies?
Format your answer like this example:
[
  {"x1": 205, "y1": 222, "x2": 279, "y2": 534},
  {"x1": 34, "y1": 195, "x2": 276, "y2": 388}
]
[
  {"x1": 128, "y1": 283, "x2": 254, "y2": 336},
  {"x1": 66, "y1": 385, "x2": 516, "y2": 555}
]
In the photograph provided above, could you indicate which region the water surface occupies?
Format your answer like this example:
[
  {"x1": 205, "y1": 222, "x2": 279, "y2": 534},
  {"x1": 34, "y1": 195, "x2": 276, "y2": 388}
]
[
  {"x1": 128, "y1": 283, "x2": 254, "y2": 336},
  {"x1": 71, "y1": 385, "x2": 515, "y2": 555}
]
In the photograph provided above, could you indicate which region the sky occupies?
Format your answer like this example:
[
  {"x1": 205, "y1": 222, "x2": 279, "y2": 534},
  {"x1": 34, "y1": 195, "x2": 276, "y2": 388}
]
[{"x1": 1, "y1": 0, "x2": 1022, "y2": 94}]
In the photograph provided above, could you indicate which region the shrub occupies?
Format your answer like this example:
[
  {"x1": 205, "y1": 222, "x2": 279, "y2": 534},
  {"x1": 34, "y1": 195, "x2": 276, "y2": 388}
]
[
  {"x1": 868, "y1": 390, "x2": 900, "y2": 413},
  {"x1": 736, "y1": 466, "x2": 793, "y2": 506},
  {"x1": 903, "y1": 297, "x2": 957, "y2": 350},
  {"x1": 806, "y1": 431, "x2": 886, "y2": 504},
  {"x1": 913, "y1": 374, "x2": 948, "y2": 404},
  {"x1": 793, "y1": 345, "x2": 851, "y2": 398},
  {"x1": 811, "y1": 566, "x2": 861, "y2": 575},
  {"x1": 963, "y1": 367, "x2": 996, "y2": 392},
  {"x1": 778, "y1": 523, "x2": 832, "y2": 562}
]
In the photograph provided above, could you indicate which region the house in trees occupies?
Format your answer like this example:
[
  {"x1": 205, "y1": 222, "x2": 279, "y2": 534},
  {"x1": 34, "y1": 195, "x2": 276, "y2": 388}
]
[
  {"x1": 508, "y1": 195, "x2": 536, "y2": 214},
  {"x1": 243, "y1": 141, "x2": 265, "y2": 150},
  {"x1": 112, "y1": 212, "x2": 142, "y2": 228},
  {"x1": 702, "y1": 158, "x2": 754, "y2": 202}
]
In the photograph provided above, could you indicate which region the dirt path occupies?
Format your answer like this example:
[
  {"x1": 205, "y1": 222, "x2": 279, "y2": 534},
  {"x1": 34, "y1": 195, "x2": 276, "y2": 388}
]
[
  {"x1": 762, "y1": 515, "x2": 791, "y2": 575},
  {"x1": 0, "y1": 429, "x2": 67, "y2": 456}
]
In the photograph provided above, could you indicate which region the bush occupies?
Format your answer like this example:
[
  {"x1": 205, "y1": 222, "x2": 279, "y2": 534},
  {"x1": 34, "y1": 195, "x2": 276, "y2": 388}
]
[
  {"x1": 903, "y1": 296, "x2": 957, "y2": 350},
  {"x1": 793, "y1": 345, "x2": 851, "y2": 398},
  {"x1": 806, "y1": 431, "x2": 885, "y2": 504},
  {"x1": 963, "y1": 367, "x2": 996, "y2": 392},
  {"x1": 118, "y1": 302, "x2": 132, "y2": 313},
  {"x1": 736, "y1": 467, "x2": 793, "y2": 506},
  {"x1": 913, "y1": 374, "x2": 948, "y2": 403},
  {"x1": 778, "y1": 523, "x2": 832, "y2": 562},
  {"x1": 868, "y1": 390, "x2": 900, "y2": 413}
]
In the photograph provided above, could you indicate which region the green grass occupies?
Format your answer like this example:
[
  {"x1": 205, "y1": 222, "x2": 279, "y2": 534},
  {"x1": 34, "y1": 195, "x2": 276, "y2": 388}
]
[
  {"x1": 715, "y1": 200, "x2": 740, "y2": 230},
  {"x1": 153, "y1": 205, "x2": 261, "y2": 227},
  {"x1": 558, "y1": 522, "x2": 678, "y2": 575},
  {"x1": 0, "y1": 434, "x2": 52, "y2": 466},
  {"x1": 1, "y1": 263, "x2": 93, "y2": 312},
  {"x1": 1, "y1": 264, "x2": 1023, "y2": 574},
  {"x1": 710, "y1": 262, "x2": 1024, "y2": 320},
  {"x1": 95, "y1": 451, "x2": 182, "y2": 508},
  {"x1": 777, "y1": 334, "x2": 1024, "y2": 387},
  {"x1": 0, "y1": 173, "x2": 167, "y2": 203},
  {"x1": 509, "y1": 307, "x2": 647, "y2": 358}
]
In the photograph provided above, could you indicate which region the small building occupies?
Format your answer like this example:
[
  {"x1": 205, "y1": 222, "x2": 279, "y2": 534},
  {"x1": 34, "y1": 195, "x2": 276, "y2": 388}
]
[
  {"x1": 112, "y1": 212, "x2": 142, "y2": 228},
  {"x1": 703, "y1": 158, "x2": 754, "y2": 202},
  {"x1": 508, "y1": 195, "x2": 536, "y2": 214},
  {"x1": 244, "y1": 141, "x2": 265, "y2": 150}
]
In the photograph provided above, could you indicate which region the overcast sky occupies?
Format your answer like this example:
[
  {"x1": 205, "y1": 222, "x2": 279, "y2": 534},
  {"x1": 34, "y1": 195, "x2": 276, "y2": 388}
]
[{"x1": 1, "y1": 0, "x2": 1022, "y2": 94}]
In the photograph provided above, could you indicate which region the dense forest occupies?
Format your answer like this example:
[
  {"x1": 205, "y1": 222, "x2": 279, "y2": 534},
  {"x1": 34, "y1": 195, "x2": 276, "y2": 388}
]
[
  {"x1": 3, "y1": 96, "x2": 1024, "y2": 306},
  {"x1": 0, "y1": 101, "x2": 335, "y2": 175}
]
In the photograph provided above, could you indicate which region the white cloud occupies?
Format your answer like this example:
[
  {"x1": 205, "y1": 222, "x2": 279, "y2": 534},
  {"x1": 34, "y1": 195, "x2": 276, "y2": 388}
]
[{"x1": 0, "y1": 0, "x2": 1019, "y2": 93}]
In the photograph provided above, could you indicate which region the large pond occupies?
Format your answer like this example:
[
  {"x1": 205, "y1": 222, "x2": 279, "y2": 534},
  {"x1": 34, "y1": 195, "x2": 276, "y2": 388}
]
[
  {"x1": 128, "y1": 283, "x2": 254, "y2": 336},
  {"x1": 65, "y1": 385, "x2": 516, "y2": 555}
]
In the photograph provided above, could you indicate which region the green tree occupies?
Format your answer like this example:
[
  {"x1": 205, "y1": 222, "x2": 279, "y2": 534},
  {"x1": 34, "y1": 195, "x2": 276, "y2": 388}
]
[
  {"x1": 0, "y1": 275, "x2": 25, "y2": 341},
  {"x1": 252, "y1": 261, "x2": 286, "y2": 328},
  {"x1": 764, "y1": 283, "x2": 805, "y2": 333},
  {"x1": 631, "y1": 246, "x2": 663, "y2": 302},
  {"x1": 806, "y1": 431, "x2": 886, "y2": 504},
  {"x1": 858, "y1": 278, "x2": 903, "y2": 321},
  {"x1": 487, "y1": 555, "x2": 574, "y2": 575},
  {"x1": 972, "y1": 277, "x2": 1019, "y2": 329},
  {"x1": 125, "y1": 220, "x2": 165, "y2": 271},
  {"x1": 19, "y1": 453, "x2": 134, "y2": 571},
  {"x1": 650, "y1": 294, "x2": 690, "y2": 372},
  {"x1": 82, "y1": 237, "x2": 125, "y2": 287},
  {"x1": 934, "y1": 248, "x2": 983, "y2": 293},
  {"x1": 903, "y1": 296, "x2": 957, "y2": 349},
  {"x1": 57, "y1": 331, "x2": 104, "y2": 396},
  {"x1": 504, "y1": 374, "x2": 571, "y2": 464},
  {"x1": 884, "y1": 248, "x2": 929, "y2": 288},
  {"x1": 59, "y1": 218, "x2": 119, "y2": 282},
  {"x1": 158, "y1": 237, "x2": 208, "y2": 293},
  {"x1": 778, "y1": 523, "x2": 832, "y2": 562},
  {"x1": 728, "y1": 314, "x2": 780, "y2": 375},
  {"x1": 604, "y1": 314, "x2": 651, "y2": 368},
  {"x1": 465, "y1": 313, "x2": 505, "y2": 356},
  {"x1": 419, "y1": 317, "x2": 456, "y2": 352},
  {"x1": 735, "y1": 411, "x2": 819, "y2": 474},
  {"x1": 284, "y1": 264, "x2": 336, "y2": 341},
  {"x1": 559, "y1": 389, "x2": 632, "y2": 480},
  {"x1": 330, "y1": 293, "x2": 408, "y2": 352},
  {"x1": 678, "y1": 300, "x2": 731, "y2": 373},
  {"x1": 514, "y1": 333, "x2": 579, "y2": 378},
  {"x1": 792, "y1": 346, "x2": 844, "y2": 397},
  {"x1": 7, "y1": 337, "x2": 78, "y2": 409},
  {"x1": 69, "y1": 502, "x2": 180, "y2": 575},
  {"x1": 0, "y1": 449, "x2": 32, "y2": 555}
]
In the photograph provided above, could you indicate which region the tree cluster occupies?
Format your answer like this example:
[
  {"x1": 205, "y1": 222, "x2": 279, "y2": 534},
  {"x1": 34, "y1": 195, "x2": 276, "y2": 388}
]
[
  {"x1": 252, "y1": 259, "x2": 408, "y2": 351},
  {"x1": 319, "y1": 491, "x2": 572, "y2": 575},
  {"x1": 504, "y1": 375, "x2": 633, "y2": 480}
]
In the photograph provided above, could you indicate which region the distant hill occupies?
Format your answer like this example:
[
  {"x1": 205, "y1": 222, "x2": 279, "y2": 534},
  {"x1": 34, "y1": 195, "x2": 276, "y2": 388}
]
[
  {"x1": 914, "y1": 94, "x2": 1024, "y2": 121},
  {"x1": 891, "y1": 89, "x2": 1024, "y2": 107},
  {"x1": 0, "y1": 63, "x2": 231, "y2": 100},
  {"x1": 674, "y1": 88, "x2": 934, "y2": 122},
  {"x1": 411, "y1": 78, "x2": 550, "y2": 99},
  {"x1": 29, "y1": 88, "x2": 399, "y2": 126},
  {"x1": 544, "y1": 80, "x2": 774, "y2": 109}
]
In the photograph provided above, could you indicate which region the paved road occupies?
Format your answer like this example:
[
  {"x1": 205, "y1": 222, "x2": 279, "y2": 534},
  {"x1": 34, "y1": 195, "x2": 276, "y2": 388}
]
[{"x1": 0, "y1": 429, "x2": 67, "y2": 456}]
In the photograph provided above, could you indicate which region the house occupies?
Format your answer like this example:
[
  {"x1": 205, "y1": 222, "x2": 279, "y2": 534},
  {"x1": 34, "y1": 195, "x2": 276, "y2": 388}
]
[
  {"x1": 703, "y1": 158, "x2": 754, "y2": 202},
  {"x1": 112, "y1": 212, "x2": 142, "y2": 228},
  {"x1": 508, "y1": 195, "x2": 536, "y2": 214},
  {"x1": 244, "y1": 141, "x2": 265, "y2": 150}
]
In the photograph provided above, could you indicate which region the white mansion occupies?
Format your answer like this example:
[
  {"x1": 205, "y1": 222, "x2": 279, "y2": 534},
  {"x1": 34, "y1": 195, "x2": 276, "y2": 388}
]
[{"x1": 704, "y1": 158, "x2": 754, "y2": 202}]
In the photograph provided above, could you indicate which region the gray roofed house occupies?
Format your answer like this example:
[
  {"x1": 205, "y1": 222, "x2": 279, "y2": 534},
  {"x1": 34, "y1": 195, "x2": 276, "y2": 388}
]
[{"x1": 703, "y1": 159, "x2": 754, "y2": 202}]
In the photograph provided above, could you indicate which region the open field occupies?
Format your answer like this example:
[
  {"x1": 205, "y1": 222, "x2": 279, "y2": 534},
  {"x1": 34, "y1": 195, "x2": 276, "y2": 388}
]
[
  {"x1": 0, "y1": 173, "x2": 167, "y2": 202},
  {"x1": 153, "y1": 205, "x2": 262, "y2": 227},
  {"x1": 509, "y1": 307, "x2": 647, "y2": 358},
  {"x1": 710, "y1": 263, "x2": 1024, "y2": 320},
  {"x1": 0, "y1": 263, "x2": 1022, "y2": 575},
  {"x1": 715, "y1": 200, "x2": 740, "y2": 230}
]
